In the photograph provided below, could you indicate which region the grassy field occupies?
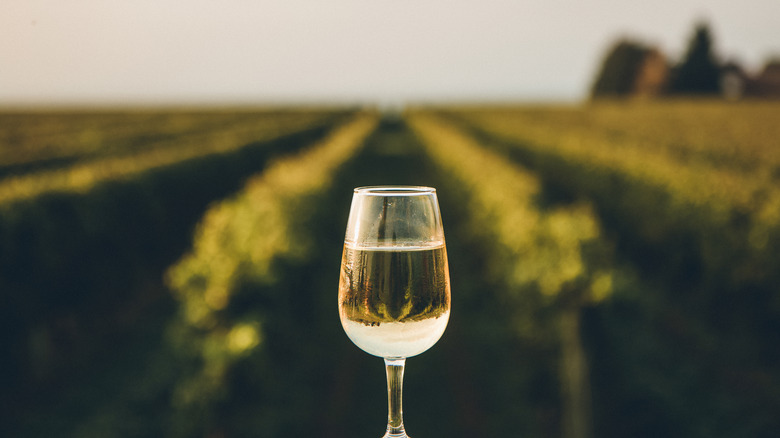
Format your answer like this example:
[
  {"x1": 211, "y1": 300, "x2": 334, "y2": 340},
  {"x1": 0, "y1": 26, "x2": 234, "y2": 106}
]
[{"x1": 2, "y1": 100, "x2": 778, "y2": 438}]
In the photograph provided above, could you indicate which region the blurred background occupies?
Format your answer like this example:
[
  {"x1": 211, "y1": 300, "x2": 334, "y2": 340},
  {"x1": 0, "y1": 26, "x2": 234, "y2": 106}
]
[
  {"x1": 3, "y1": 0, "x2": 779, "y2": 105},
  {"x1": 1, "y1": 1, "x2": 779, "y2": 437}
]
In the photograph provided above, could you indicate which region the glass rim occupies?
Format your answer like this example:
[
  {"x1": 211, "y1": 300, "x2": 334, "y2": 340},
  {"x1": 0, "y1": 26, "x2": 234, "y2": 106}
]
[{"x1": 353, "y1": 186, "x2": 436, "y2": 196}]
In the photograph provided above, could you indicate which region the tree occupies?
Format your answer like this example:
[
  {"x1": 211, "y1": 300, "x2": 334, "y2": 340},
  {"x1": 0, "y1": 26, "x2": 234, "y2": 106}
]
[{"x1": 670, "y1": 22, "x2": 721, "y2": 95}]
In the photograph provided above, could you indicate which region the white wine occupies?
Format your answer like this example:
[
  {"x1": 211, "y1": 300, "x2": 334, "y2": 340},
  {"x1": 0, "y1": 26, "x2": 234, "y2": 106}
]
[
  {"x1": 338, "y1": 243, "x2": 450, "y2": 358},
  {"x1": 338, "y1": 186, "x2": 448, "y2": 437}
]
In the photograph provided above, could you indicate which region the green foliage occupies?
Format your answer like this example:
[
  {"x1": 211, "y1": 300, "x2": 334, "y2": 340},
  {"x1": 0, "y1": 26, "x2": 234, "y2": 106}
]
[
  {"x1": 410, "y1": 111, "x2": 616, "y2": 438},
  {"x1": 163, "y1": 113, "x2": 378, "y2": 435},
  {"x1": 5, "y1": 102, "x2": 780, "y2": 438},
  {"x1": 0, "y1": 109, "x2": 354, "y2": 431},
  {"x1": 409, "y1": 112, "x2": 613, "y2": 313},
  {"x1": 442, "y1": 101, "x2": 780, "y2": 296},
  {"x1": 440, "y1": 101, "x2": 780, "y2": 437},
  {"x1": 0, "y1": 110, "x2": 345, "y2": 203}
]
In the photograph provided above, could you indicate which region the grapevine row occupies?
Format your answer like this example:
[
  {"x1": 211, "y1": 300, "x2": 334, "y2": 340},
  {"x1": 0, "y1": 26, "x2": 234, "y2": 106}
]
[
  {"x1": 408, "y1": 111, "x2": 615, "y2": 438},
  {"x1": 0, "y1": 110, "x2": 346, "y2": 203},
  {"x1": 162, "y1": 112, "x2": 378, "y2": 432},
  {"x1": 409, "y1": 111, "x2": 612, "y2": 307},
  {"x1": 0, "y1": 110, "x2": 355, "y2": 407},
  {"x1": 441, "y1": 105, "x2": 780, "y2": 297},
  {"x1": 448, "y1": 101, "x2": 780, "y2": 177}
]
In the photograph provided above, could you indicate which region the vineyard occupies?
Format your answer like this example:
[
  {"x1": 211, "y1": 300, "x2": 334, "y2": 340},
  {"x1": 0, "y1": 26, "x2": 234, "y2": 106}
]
[{"x1": 1, "y1": 101, "x2": 778, "y2": 438}]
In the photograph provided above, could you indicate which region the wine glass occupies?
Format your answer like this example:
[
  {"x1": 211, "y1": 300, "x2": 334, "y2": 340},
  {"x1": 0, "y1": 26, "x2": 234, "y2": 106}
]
[{"x1": 338, "y1": 186, "x2": 451, "y2": 438}]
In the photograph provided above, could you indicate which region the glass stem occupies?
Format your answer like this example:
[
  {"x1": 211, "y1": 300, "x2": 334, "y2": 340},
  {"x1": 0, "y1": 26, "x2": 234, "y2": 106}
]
[{"x1": 384, "y1": 358, "x2": 408, "y2": 437}]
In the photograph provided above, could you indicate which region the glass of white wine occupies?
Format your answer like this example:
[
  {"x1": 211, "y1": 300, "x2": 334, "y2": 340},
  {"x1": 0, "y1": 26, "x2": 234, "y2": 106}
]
[{"x1": 338, "y1": 186, "x2": 451, "y2": 438}]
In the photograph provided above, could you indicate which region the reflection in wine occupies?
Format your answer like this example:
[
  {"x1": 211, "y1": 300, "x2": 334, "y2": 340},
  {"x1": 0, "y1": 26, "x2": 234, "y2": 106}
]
[{"x1": 339, "y1": 244, "x2": 450, "y2": 358}]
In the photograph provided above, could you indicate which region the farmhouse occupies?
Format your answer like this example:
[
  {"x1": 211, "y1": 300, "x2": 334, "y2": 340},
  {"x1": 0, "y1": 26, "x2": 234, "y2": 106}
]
[
  {"x1": 632, "y1": 48, "x2": 669, "y2": 98},
  {"x1": 591, "y1": 36, "x2": 780, "y2": 100},
  {"x1": 745, "y1": 60, "x2": 780, "y2": 97}
]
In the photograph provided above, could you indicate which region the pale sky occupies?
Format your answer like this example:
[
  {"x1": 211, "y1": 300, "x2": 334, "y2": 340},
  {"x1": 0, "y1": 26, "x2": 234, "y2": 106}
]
[{"x1": 1, "y1": 0, "x2": 779, "y2": 106}]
